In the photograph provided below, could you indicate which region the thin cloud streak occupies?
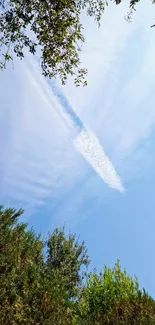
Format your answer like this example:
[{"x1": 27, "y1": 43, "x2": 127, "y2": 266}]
[
  {"x1": 54, "y1": 87, "x2": 124, "y2": 191},
  {"x1": 23, "y1": 54, "x2": 124, "y2": 192},
  {"x1": 50, "y1": 80, "x2": 124, "y2": 192},
  {"x1": 74, "y1": 129, "x2": 124, "y2": 192}
]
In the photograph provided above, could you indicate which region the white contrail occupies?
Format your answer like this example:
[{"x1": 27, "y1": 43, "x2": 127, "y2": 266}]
[
  {"x1": 23, "y1": 54, "x2": 124, "y2": 192},
  {"x1": 74, "y1": 129, "x2": 124, "y2": 192}
]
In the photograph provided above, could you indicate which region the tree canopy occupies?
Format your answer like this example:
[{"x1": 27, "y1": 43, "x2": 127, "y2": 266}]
[
  {"x1": 77, "y1": 262, "x2": 155, "y2": 324},
  {"x1": 1, "y1": 205, "x2": 155, "y2": 324},
  {"x1": 0, "y1": 206, "x2": 89, "y2": 324},
  {"x1": 0, "y1": 0, "x2": 154, "y2": 86}
]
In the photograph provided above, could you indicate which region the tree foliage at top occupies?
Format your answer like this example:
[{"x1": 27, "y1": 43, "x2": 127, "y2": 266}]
[
  {"x1": 0, "y1": 0, "x2": 154, "y2": 86},
  {"x1": 0, "y1": 0, "x2": 105, "y2": 86}
]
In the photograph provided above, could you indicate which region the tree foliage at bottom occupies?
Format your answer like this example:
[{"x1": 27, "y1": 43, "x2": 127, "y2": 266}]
[
  {"x1": 0, "y1": 205, "x2": 155, "y2": 325},
  {"x1": 0, "y1": 206, "x2": 89, "y2": 324},
  {"x1": 77, "y1": 262, "x2": 155, "y2": 325}
]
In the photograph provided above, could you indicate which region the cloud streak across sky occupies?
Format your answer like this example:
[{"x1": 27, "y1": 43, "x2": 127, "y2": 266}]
[
  {"x1": 28, "y1": 55, "x2": 124, "y2": 192},
  {"x1": 74, "y1": 129, "x2": 124, "y2": 192},
  {"x1": 1, "y1": 0, "x2": 155, "y2": 219},
  {"x1": 21, "y1": 4, "x2": 128, "y2": 193}
]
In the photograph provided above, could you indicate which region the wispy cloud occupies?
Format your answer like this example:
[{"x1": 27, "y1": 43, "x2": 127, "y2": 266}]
[
  {"x1": 74, "y1": 129, "x2": 124, "y2": 192},
  {"x1": 57, "y1": 0, "x2": 155, "y2": 184},
  {"x1": 48, "y1": 79, "x2": 124, "y2": 192},
  {"x1": 0, "y1": 47, "x2": 123, "y2": 223},
  {"x1": 27, "y1": 54, "x2": 124, "y2": 192},
  {"x1": 1, "y1": 0, "x2": 155, "y2": 222}
]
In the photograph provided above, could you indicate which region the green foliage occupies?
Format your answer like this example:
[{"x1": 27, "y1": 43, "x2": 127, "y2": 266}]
[
  {"x1": 0, "y1": 206, "x2": 89, "y2": 324},
  {"x1": 1, "y1": 205, "x2": 155, "y2": 324},
  {"x1": 77, "y1": 261, "x2": 155, "y2": 324},
  {"x1": 1, "y1": 0, "x2": 152, "y2": 86},
  {"x1": 46, "y1": 227, "x2": 89, "y2": 297},
  {"x1": 0, "y1": 0, "x2": 106, "y2": 86},
  {"x1": 0, "y1": 206, "x2": 44, "y2": 324}
]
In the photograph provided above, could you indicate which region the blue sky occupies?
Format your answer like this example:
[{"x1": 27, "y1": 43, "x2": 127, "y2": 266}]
[{"x1": 1, "y1": 0, "x2": 155, "y2": 295}]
